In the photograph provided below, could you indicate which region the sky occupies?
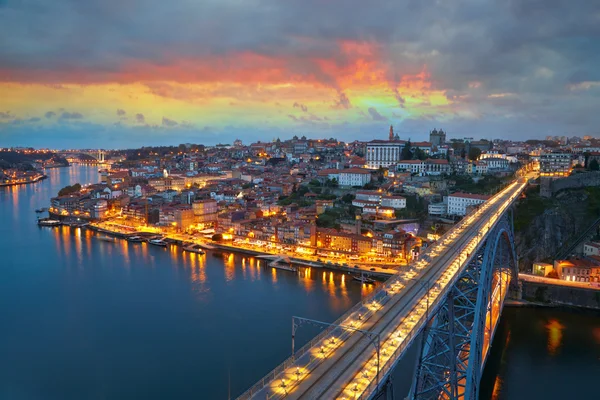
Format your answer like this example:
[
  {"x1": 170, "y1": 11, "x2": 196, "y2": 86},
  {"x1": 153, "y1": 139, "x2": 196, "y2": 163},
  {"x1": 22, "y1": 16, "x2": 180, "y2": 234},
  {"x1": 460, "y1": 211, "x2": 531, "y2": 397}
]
[{"x1": 1, "y1": 0, "x2": 599, "y2": 149}]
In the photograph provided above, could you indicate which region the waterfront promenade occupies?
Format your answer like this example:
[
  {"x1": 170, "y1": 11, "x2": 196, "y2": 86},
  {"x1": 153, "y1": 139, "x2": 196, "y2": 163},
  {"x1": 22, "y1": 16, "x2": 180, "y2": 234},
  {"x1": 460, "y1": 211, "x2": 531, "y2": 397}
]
[
  {"x1": 0, "y1": 172, "x2": 46, "y2": 186},
  {"x1": 85, "y1": 220, "x2": 397, "y2": 277}
]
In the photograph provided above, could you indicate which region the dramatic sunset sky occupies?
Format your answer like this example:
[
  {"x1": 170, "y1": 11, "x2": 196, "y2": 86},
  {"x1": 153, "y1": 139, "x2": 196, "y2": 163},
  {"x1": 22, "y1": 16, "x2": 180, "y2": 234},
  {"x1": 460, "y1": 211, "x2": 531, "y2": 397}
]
[{"x1": 1, "y1": 0, "x2": 599, "y2": 148}]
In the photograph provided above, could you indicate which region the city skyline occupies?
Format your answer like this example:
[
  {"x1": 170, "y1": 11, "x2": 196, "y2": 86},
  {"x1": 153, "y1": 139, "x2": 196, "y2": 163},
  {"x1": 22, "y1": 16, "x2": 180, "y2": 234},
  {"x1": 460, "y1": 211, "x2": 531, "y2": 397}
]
[{"x1": 1, "y1": 0, "x2": 600, "y2": 148}]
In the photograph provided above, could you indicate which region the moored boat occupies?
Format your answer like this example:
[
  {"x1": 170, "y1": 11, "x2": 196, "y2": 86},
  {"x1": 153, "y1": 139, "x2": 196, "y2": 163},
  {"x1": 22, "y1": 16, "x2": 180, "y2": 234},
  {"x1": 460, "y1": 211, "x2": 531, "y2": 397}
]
[
  {"x1": 127, "y1": 236, "x2": 143, "y2": 243},
  {"x1": 269, "y1": 261, "x2": 297, "y2": 272},
  {"x1": 37, "y1": 218, "x2": 61, "y2": 227},
  {"x1": 183, "y1": 243, "x2": 205, "y2": 254},
  {"x1": 97, "y1": 236, "x2": 115, "y2": 242},
  {"x1": 352, "y1": 274, "x2": 375, "y2": 284},
  {"x1": 149, "y1": 238, "x2": 168, "y2": 247}
]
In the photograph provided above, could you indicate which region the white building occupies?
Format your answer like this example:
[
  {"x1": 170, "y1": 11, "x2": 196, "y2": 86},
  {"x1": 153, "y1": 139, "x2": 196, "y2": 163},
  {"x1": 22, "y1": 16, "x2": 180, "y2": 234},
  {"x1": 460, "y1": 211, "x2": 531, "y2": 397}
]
[
  {"x1": 366, "y1": 140, "x2": 405, "y2": 169},
  {"x1": 428, "y1": 202, "x2": 447, "y2": 216},
  {"x1": 424, "y1": 159, "x2": 450, "y2": 175},
  {"x1": 583, "y1": 242, "x2": 600, "y2": 257},
  {"x1": 447, "y1": 192, "x2": 490, "y2": 216},
  {"x1": 397, "y1": 160, "x2": 425, "y2": 174},
  {"x1": 482, "y1": 157, "x2": 509, "y2": 171},
  {"x1": 381, "y1": 195, "x2": 407, "y2": 209},
  {"x1": 338, "y1": 168, "x2": 372, "y2": 186},
  {"x1": 355, "y1": 190, "x2": 383, "y2": 202}
]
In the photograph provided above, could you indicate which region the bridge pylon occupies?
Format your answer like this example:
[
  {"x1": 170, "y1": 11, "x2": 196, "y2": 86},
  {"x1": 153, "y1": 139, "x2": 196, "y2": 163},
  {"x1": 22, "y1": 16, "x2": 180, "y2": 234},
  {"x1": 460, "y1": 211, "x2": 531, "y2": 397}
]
[{"x1": 410, "y1": 213, "x2": 518, "y2": 400}]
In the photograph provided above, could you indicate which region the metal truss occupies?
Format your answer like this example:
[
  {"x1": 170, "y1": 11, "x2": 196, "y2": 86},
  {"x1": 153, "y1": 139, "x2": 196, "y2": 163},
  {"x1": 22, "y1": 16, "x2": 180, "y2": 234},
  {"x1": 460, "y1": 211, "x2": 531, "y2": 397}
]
[{"x1": 410, "y1": 214, "x2": 518, "y2": 400}]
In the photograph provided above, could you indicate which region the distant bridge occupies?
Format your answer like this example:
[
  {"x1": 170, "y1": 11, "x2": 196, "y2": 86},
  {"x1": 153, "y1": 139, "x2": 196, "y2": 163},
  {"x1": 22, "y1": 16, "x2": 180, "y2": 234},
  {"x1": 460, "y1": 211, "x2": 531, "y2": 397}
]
[
  {"x1": 60, "y1": 150, "x2": 106, "y2": 164},
  {"x1": 238, "y1": 174, "x2": 532, "y2": 400}
]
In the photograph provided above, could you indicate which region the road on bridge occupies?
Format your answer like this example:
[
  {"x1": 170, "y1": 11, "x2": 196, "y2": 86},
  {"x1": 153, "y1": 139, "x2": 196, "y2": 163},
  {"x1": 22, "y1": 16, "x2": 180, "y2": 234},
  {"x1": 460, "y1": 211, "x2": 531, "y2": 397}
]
[{"x1": 241, "y1": 174, "x2": 532, "y2": 400}]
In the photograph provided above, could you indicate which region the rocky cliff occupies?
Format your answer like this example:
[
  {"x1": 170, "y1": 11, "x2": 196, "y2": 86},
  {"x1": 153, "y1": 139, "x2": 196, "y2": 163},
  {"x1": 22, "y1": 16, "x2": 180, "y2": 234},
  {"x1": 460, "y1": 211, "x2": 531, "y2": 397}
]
[{"x1": 513, "y1": 186, "x2": 600, "y2": 271}]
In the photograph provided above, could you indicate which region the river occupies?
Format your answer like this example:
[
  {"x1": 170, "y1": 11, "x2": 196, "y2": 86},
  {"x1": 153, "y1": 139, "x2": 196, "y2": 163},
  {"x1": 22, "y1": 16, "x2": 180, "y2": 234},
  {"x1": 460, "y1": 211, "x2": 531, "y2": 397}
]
[
  {"x1": 0, "y1": 165, "x2": 371, "y2": 399},
  {"x1": 1, "y1": 165, "x2": 598, "y2": 400}
]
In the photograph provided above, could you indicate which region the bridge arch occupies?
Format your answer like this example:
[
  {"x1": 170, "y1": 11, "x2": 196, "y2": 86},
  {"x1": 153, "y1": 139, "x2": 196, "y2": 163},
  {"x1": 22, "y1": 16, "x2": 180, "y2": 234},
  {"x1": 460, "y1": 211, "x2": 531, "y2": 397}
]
[{"x1": 411, "y1": 213, "x2": 518, "y2": 400}]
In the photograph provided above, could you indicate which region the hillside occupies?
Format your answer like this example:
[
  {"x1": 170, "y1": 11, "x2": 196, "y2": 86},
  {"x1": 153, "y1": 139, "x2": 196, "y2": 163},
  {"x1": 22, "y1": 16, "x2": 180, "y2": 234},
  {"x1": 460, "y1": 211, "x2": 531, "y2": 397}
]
[{"x1": 513, "y1": 185, "x2": 600, "y2": 271}]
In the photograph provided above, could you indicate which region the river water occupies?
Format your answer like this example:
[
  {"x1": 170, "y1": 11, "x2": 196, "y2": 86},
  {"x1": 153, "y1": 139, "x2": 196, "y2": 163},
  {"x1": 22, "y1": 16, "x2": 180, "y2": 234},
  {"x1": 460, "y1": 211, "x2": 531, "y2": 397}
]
[{"x1": 1, "y1": 165, "x2": 598, "y2": 399}]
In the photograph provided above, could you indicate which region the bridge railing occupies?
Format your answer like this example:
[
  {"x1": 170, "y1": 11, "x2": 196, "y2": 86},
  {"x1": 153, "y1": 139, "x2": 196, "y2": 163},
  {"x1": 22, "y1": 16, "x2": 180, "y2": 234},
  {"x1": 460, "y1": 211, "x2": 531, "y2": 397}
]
[
  {"x1": 356, "y1": 180, "x2": 528, "y2": 399},
  {"x1": 237, "y1": 179, "x2": 527, "y2": 399},
  {"x1": 236, "y1": 282, "x2": 389, "y2": 400}
]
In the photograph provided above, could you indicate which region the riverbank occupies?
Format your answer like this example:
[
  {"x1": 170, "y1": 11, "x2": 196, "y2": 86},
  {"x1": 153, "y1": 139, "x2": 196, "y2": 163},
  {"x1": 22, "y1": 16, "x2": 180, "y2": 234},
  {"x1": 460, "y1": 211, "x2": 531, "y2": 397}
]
[
  {"x1": 40, "y1": 220, "x2": 395, "y2": 279},
  {"x1": 0, "y1": 173, "x2": 46, "y2": 187}
]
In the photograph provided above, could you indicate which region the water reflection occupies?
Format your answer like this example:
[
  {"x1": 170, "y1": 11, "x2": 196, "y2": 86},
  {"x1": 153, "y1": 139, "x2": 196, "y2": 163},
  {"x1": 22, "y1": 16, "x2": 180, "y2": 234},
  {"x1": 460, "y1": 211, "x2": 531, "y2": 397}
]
[{"x1": 545, "y1": 319, "x2": 565, "y2": 356}]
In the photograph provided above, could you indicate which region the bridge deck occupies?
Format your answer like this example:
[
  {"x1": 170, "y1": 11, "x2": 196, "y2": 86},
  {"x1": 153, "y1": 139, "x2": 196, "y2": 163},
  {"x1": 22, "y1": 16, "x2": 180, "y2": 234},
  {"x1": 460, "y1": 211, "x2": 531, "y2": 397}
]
[{"x1": 241, "y1": 176, "x2": 531, "y2": 400}]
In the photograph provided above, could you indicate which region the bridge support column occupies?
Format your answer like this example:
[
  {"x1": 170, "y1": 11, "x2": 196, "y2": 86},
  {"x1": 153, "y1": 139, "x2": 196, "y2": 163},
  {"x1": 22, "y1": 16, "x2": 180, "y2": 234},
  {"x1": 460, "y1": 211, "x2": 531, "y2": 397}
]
[{"x1": 411, "y1": 214, "x2": 518, "y2": 400}]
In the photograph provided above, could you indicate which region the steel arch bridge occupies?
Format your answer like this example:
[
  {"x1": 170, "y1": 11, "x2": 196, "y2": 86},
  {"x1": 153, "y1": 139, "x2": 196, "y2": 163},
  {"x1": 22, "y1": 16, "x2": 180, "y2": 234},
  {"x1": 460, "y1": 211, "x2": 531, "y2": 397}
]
[
  {"x1": 409, "y1": 212, "x2": 518, "y2": 400},
  {"x1": 237, "y1": 176, "x2": 531, "y2": 400}
]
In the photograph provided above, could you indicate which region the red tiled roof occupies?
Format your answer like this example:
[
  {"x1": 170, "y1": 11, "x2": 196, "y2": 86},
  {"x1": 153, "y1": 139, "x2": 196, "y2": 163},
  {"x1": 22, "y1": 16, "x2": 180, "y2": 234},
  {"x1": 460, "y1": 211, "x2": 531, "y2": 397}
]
[{"x1": 449, "y1": 192, "x2": 491, "y2": 200}]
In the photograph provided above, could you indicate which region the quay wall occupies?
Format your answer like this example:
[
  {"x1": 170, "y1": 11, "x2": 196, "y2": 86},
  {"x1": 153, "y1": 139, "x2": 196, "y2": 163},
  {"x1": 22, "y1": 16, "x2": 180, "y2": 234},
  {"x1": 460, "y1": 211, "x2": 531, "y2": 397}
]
[
  {"x1": 550, "y1": 171, "x2": 600, "y2": 195},
  {"x1": 518, "y1": 280, "x2": 600, "y2": 310}
]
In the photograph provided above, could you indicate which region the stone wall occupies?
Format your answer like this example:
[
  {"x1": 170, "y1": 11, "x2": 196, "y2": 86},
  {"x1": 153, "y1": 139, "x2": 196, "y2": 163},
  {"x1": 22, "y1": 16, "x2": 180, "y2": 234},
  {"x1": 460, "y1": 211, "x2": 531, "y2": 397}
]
[
  {"x1": 519, "y1": 280, "x2": 600, "y2": 310},
  {"x1": 550, "y1": 171, "x2": 600, "y2": 195}
]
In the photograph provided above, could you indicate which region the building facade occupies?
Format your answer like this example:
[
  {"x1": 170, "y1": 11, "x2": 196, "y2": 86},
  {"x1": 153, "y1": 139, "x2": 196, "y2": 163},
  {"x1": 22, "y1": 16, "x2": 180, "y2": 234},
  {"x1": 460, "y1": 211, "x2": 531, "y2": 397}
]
[
  {"x1": 447, "y1": 192, "x2": 490, "y2": 216},
  {"x1": 366, "y1": 140, "x2": 405, "y2": 169},
  {"x1": 540, "y1": 152, "x2": 572, "y2": 177}
]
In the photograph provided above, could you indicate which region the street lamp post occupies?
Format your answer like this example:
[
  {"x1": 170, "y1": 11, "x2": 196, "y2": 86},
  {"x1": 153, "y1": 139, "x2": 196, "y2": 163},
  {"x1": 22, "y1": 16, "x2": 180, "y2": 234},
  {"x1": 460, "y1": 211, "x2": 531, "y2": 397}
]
[{"x1": 291, "y1": 316, "x2": 382, "y2": 388}]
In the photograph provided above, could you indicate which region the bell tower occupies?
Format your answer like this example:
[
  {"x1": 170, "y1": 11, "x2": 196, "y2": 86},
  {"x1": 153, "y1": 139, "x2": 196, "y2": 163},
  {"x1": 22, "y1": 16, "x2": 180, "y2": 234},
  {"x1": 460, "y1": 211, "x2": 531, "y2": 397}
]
[{"x1": 389, "y1": 125, "x2": 394, "y2": 141}]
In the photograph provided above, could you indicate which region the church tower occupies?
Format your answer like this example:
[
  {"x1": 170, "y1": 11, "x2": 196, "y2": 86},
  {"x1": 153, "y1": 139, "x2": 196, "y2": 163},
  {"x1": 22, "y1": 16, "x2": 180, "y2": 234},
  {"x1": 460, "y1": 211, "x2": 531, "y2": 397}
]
[{"x1": 389, "y1": 125, "x2": 394, "y2": 141}]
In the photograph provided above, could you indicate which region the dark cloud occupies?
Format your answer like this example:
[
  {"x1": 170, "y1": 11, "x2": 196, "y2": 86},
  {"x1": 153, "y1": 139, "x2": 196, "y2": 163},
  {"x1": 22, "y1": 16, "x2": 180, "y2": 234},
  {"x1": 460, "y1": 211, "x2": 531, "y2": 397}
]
[
  {"x1": 116, "y1": 109, "x2": 126, "y2": 116},
  {"x1": 368, "y1": 107, "x2": 386, "y2": 121},
  {"x1": 45, "y1": 111, "x2": 56, "y2": 119},
  {"x1": 135, "y1": 113, "x2": 145, "y2": 123},
  {"x1": 162, "y1": 117, "x2": 178, "y2": 127},
  {"x1": 0, "y1": 111, "x2": 14, "y2": 119},
  {"x1": 332, "y1": 92, "x2": 352, "y2": 109},
  {"x1": 0, "y1": 0, "x2": 599, "y2": 139},
  {"x1": 60, "y1": 111, "x2": 83, "y2": 119},
  {"x1": 293, "y1": 102, "x2": 308, "y2": 112}
]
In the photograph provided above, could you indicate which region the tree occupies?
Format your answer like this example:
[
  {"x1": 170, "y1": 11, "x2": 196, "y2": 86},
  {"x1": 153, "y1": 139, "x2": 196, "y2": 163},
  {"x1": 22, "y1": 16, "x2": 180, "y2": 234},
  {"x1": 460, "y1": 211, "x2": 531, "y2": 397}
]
[
  {"x1": 468, "y1": 147, "x2": 482, "y2": 161},
  {"x1": 401, "y1": 140, "x2": 413, "y2": 160},
  {"x1": 460, "y1": 148, "x2": 466, "y2": 159},
  {"x1": 414, "y1": 148, "x2": 427, "y2": 160},
  {"x1": 341, "y1": 193, "x2": 355, "y2": 204},
  {"x1": 590, "y1": 159, "x2": 599, "y2": 171},
  {"x1": 211, "y1": 233, "x2": 223, "y2": 241},
  {"x1": 58, "y1": 183, "x2": 82, "y2": 196},
  {"x1": 584, "y1": 152, "x2": 591, "y2": 168}
]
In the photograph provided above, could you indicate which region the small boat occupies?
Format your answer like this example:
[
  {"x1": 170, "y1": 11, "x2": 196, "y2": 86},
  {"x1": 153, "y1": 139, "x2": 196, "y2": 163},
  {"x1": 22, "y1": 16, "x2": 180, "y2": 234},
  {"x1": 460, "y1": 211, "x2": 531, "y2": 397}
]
[
  {"x1": 269, "y1": 261, "x2": 297, "y2": 272},
  {"x1": 127, "y1": 236, "x2": 144, "y2": 243},
  {"x1": 149, "y1": 238, "x2": 168, "y2": 247},
  {"x1": 35, "y1": 207, "x2": 48, "y2": 213},
  {"x1": 183, "y1": 243, "x2": 205, "y2": 254},
  {"x1": 97, "y1": 236, "x2": 115, "y2": 242},
  {"x1": 353, "y1": 274, "x2": 375, "y2": 284},
  {"x1": 37, "y1": 218, "x2": 61, "y2": 226}
]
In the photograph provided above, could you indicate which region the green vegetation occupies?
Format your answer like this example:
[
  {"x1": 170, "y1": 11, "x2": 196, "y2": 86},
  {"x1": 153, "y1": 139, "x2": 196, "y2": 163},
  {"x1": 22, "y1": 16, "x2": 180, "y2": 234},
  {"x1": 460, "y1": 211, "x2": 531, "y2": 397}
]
[
  {"x1": 277, "y1": 185, "x2": 312, "y2": 207},
  {"x1": 513, "y1": 186, "x2": 553, "y2": 232},
  {"x1": 341, "y1": 193, "x2": 355, "y2": 204},
  {"x1": 316, "y1": 207, "x2": 348, "y2": 229},
  {"x1": 394, "y1": 195, "x2": 427, "y2": 220},
  {"x1": 58, "y1": 183, "x2": 82, "y2": 196},
  {"x1": 468, "y1": 147, "x2": 482, "y2": 161},
  {"x1": 451, "y1": 174, "x2": 511, "y2": 194},
  {"x1": 585, "y1": 186, "x2": 600, "y2": 215},
  {"x1": 590, "y1": 159, "x2": 599, "y2": 171},
  {"x1": 401, "y1": 140, "x2": 412, "y2": 160}
]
